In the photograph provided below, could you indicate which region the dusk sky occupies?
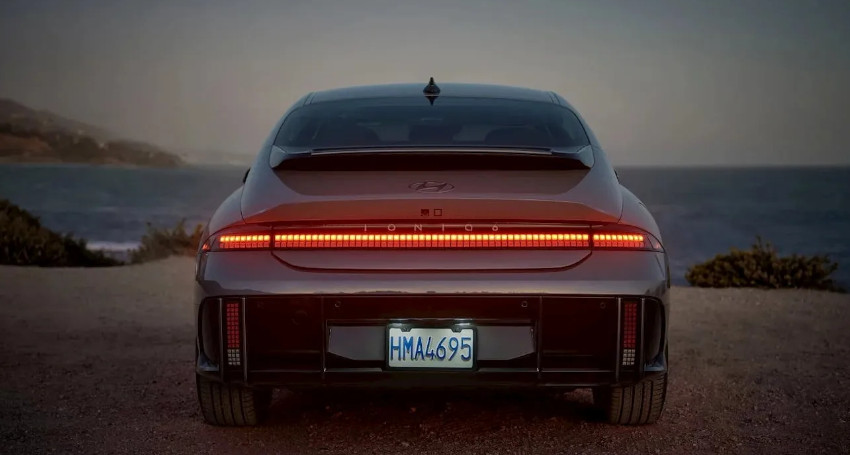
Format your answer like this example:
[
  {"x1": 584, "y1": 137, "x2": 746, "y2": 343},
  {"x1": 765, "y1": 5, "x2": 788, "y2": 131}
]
[{"x1": 1, "y1": 0, "x2": 849, "y2": 166}]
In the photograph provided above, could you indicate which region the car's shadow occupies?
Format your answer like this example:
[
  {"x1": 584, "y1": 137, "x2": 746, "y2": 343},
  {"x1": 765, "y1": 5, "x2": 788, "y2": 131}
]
[{"x1": 265, "y1": 387, "x2": 603, "y2": 428}]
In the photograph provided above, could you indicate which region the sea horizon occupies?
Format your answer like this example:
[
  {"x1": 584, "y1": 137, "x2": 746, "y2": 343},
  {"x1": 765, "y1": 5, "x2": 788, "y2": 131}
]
[{"x1": 2, "y1": 162, "x2": 849, "y2": 287}]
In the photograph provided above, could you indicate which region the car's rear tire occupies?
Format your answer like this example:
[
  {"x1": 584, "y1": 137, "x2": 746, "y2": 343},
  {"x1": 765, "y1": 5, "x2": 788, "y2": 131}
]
[
  {"x1": 196, "y1": 374, "x2": 272, "y2": 426},
  {"x1": 593, "y1": 373, "x2": 667, "y2": 425}
]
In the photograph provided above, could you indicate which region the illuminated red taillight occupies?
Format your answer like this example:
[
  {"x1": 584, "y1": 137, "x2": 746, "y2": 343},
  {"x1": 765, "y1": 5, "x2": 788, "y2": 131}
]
[
  {"x1": 593, "y1": 233, "x2": 646, "y2": 249},
  {"x1": 273, "y1": 233, "x2": 590, "y2": 249},
  {"x1": 225, "y1": 300, "x2": 241, "y2": 367},
  {"x1": 203, "y1": 225, "x2": 661, "y2": 251},
  {"x1": 622, "y1": 301, "x2": 638, "y2": 366},
  {"x1": 218, "y1": 234, "x2": 270, "y2": 250}
]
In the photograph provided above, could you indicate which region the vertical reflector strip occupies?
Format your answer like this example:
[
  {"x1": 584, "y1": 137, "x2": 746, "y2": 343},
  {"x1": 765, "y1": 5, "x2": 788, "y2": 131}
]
[
  {"x1": 225, "y1": 301, "x2": 241, "y2": 367},
  {"x1": 622, "y1": 301, "x2": 637, "y2": 366}
]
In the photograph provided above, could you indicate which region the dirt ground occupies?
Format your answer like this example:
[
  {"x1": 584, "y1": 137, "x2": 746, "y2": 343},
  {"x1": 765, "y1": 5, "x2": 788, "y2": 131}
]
[{"x1": 1, "y1": 257, "x2": 849, "y2": 454}]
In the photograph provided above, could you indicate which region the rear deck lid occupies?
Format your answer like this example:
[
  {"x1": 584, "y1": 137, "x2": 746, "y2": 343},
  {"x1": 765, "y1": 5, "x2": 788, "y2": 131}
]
[
  {"x1": 239, "y1": 93, "x2": 623, "y2": 271},
  {"x1": 242, "y1": 145, "x2": 621, "y2": 225}
]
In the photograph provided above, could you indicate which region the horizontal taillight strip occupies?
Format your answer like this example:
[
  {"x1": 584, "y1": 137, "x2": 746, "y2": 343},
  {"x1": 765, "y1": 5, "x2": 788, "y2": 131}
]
[
  {"x1": 593, "y1": 233, "x2": 645, "y2": 249},
  {"x1": 218, "y1": 234, "x2": 271, "y2": 249},
  {"x1": 207, "y1": 228, "x2": 661, "y2": 251},
  {"x1": 273, "y1": 233, "x2": 590, "y2": 249}
]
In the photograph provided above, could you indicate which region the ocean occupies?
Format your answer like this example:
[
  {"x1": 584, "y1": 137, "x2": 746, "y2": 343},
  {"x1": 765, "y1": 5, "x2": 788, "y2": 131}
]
[{"x1": 1, "y1": 163, "x2": 849, "y2": 287}]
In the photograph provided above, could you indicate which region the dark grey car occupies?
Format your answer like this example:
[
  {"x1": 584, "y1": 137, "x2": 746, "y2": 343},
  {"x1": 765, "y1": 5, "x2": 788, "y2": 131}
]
[{"x1": 194, "y1": 80, "x2": 670, "y2": 426}]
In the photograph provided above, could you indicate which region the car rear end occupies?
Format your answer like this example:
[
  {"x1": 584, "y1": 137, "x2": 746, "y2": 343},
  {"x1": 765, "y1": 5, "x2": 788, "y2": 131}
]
[
  {"x1": 197, "y1": 254, "x2": 668, "y2": 383},
  {"x1": 194, "y1": 85, "x2": 669, "y2": 426}
]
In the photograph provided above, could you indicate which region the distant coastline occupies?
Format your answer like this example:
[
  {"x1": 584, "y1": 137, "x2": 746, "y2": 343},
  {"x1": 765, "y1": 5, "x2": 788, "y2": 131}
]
[
  {"x1": 0, "y1": 98, "x2": 183, "y2": 168},
  {"x1": 0, "y1": 123, "x2": 183, "y2": 168}
]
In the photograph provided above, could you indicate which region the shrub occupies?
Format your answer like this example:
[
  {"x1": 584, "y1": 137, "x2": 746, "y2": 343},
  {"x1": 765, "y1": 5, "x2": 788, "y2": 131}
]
[
  {"x1": 129, "y1": 219, "x2": 203, "y2": 264},
  {"x1": 0, "y1": 199, "x2": 120, "y2": 267},
  {"x1": 685, "y1": 237, "x2": 843, "y2": 292}
]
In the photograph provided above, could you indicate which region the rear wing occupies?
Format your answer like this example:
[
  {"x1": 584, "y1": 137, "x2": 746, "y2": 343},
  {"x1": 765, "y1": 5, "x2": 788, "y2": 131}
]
[{"x1": 269, "y1": 145, "x2": 594, "y2": 171}]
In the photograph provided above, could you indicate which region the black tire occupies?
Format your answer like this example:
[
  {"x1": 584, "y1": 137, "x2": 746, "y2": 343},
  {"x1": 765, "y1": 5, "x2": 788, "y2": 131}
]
[
  {"x1": 593, "y1": 373, "x2": 667, "y2": 425},
  {"x1": 196, "y1": 374, "x2": 272, "y2": 426}
]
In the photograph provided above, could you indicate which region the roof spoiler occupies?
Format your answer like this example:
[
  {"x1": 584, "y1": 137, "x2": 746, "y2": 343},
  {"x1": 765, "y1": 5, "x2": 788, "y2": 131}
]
[{"x1": 269, "y1": 145, "x2": 594, "y2": 171}]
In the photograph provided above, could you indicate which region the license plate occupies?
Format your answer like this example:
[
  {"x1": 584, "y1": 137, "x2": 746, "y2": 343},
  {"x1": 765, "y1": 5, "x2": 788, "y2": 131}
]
[{"x1": 387, "y1": 327, "x2": 474, "y2": 369}]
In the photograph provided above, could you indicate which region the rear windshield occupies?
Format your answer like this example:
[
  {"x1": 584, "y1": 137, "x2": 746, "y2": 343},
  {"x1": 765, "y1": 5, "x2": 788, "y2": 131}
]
[{"x1": 274, "y1": 97, "x2": 589, "y2": 149}]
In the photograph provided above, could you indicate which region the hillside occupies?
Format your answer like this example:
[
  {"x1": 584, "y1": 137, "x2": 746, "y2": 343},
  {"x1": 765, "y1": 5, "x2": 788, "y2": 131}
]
[{"x1": 0, "y1": 99, "x2": 183, "y2": 167}]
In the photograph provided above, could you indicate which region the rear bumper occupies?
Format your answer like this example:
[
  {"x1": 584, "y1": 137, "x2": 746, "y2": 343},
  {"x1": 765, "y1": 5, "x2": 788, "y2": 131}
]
[{"x1": 194, "y1": 250, "x2": 670, "y2": 388}]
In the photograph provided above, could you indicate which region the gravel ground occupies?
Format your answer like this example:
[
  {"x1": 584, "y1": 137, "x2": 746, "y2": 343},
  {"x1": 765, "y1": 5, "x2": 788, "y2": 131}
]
[{"x1": 1, "y1": 257, "x2": 849, "y2": 454}]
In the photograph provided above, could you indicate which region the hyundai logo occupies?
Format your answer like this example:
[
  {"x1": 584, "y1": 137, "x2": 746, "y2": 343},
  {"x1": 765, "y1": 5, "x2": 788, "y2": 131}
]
[{"x1": 409, "y1": 181, "x2": 455, "y2": 193}]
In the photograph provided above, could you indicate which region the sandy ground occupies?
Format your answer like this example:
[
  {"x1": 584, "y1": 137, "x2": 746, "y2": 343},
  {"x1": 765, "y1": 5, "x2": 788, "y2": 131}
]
[{"x1": 1, "y1": 257, "x2": 849, "y2": 454}]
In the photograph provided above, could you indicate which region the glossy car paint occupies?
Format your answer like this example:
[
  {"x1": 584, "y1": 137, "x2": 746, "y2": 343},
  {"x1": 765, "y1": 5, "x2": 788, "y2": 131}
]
[{"x1": 195, "y1": 83, "x2": 669, "y2": 388}]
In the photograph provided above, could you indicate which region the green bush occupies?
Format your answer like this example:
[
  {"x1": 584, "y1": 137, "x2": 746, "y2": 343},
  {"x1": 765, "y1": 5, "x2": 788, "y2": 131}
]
[
  {"x1": 685, "y1": 237, "x2": 843, "y2": 292},
  {"x1": 129, "y1": 219, "x2": 203, "y2": 264},
  {"x1": 0, "y1": 199, "x2": 120, "y2": 267}
]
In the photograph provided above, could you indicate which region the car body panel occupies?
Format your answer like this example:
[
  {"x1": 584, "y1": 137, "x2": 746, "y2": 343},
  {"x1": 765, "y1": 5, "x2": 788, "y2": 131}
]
[
  {"x1": 206, "y1": 186, "x2": 245, "y2": 236},
  {"x1": 240, "y1": 148, "x2": 622, "y2": 224},
  {"x1": 618, "y1": 186, "x2": 663, "y2": 241},
  {"x1": 195, "y1": 82, "x2": 669, "y2": 391},
  {"x1": 271, "y1": 248, "x2": 592, "y2": 271},
  {"x1": 196, "y1": 250, "x2": 668, "y2": 297}
]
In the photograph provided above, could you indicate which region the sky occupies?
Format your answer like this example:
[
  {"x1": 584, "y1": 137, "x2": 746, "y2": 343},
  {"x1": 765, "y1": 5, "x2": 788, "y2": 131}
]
[{"x1": 1, "y1": 0, "x2": 849, "y2": 166}]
